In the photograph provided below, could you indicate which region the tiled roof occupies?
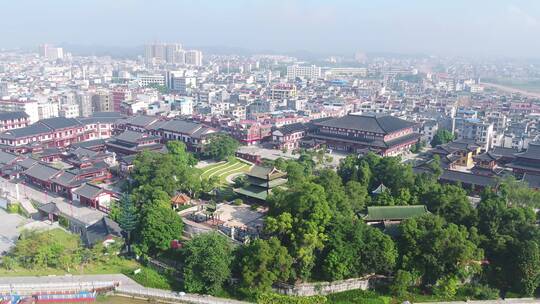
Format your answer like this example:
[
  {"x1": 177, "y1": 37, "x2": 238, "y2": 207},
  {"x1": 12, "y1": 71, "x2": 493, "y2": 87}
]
[
  {"x1": 440, "y1": 169, "x2": 498, "y2": 187},
  {"x1": 73, "y1": 183, "x2": 104, "y2": 199},
  {"x1": 315, "y1": 114, "x2": 415, "y2": 135},
  {"x1": 0, "y1": 111, "x2": 28, "y2": 121},
  {"x1": 0, "y1": 123, "x2": 52, "y2": 139},
  {"x1": 0, "y1": 150, "x2": 18, "y2": 165},
  {"x1": 515, "y1": 142, "x2": 540, "y2": 160},
  {"x1": 39, "y1": 117, "x2": 82, "y2": 130},
  {"x1": 364, "y1": 205, "x2": 428, "y2": 221},
  {"x1": 24, "y1": 163, "x2": 60, "y2": 181}
]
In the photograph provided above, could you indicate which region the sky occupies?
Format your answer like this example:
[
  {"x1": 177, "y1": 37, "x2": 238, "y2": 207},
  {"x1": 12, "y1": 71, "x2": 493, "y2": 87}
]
[{"x1": 1, "y1": 0, "x2": 540, "y2": 58}]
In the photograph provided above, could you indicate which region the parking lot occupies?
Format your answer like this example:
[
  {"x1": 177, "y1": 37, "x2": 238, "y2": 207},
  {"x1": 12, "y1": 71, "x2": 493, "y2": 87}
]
[{"x1": 0, "y1": 208, "x2": 26, "y2": 254}]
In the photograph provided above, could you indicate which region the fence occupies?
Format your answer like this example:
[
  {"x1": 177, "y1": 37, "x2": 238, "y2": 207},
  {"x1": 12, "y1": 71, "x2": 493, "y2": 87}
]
[{"x1": 273, "y1": 276, "x2": 373, "y2": 296}]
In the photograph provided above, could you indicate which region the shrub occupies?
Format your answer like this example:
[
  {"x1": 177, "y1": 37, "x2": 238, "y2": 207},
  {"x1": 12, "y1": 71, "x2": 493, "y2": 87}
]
[
  {"x1": 233, "y1": 199, "x2": 243, "y2": 206},
  {"x1": 58, "y1": 216, "x2": 69, "y2": 228},
  {"x1": 459, "y1": 283, "x2": 500, "y2": 300},
  {"x1": 127, "y1": 267, "x2": 171, "y2": 289},
  {"x1": 257, "y1": 292, "x2": 327, "y2": 304},
  {"x1": 433, "y1": 276, "x2": 459, "y2": 299},
  {"x1": 390, "y1": 270, "x2": 414, "y2": 297}
]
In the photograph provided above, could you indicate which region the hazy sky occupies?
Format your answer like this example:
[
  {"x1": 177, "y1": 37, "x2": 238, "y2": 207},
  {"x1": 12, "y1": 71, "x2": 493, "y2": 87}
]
[{"x1": 2, "y1": 0, "x2": 540, "y2": 57}]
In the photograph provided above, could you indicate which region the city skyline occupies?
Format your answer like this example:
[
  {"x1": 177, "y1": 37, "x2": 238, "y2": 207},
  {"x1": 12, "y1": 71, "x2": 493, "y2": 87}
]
[{"x1": 1, "y1": 0, "x2": 540, "y2": 58}]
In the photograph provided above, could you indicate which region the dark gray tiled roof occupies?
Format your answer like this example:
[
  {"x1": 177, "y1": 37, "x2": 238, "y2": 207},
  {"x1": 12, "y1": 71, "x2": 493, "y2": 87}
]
[
  {"x1": 159, "y1": 119, "x2": 204, "y2": 134},
  {"x1": 18, "y1": 158, "x2": 38, "y2": 169},
  {"x1": 38, "y1": 202, "x2": 60, "y2": 214},
  {"x1": 124, "y1": 115, "x2": 159, "y2": 127},
  {"x1": 0, "y1": 111, "x2": 28, "y2": 120},
  {"x1": 73, "y1": 183, "x2": 104, "y2": 199},
  {"x1": 275, "y1": 123, "x2": 307, "y2": 135},
  {"x1": 115, "y1": 130, "x2": 159, "y2": 143},
  {"x1": 24, "y1": 163, "x2": 61, "y2": 181},
  {"x1": 85, "y1": 217, "x2": 122, "y2": 246},
  {"x1": 39, "y1": 117, "x2": 82, "y2": 130},
  {"x1": 72, "y1": 139, "x2": 106, "y2": 149},
  {"x1": 515, "y1": 142, "x2": 540, "y2": 160},
  {"x1": 315, "y1": 114, "x2": 415, "y2": 135},
  {"x1": 0, "y1": 150, "x2": 18, "y2": 165},
  {"x1": 0, "y1": 123, "x2": 52, "y2": 139},
  {"x1": 50, "y1": 171, "x2": 80, "y2": 188},
  {"x1": 491, "y1": 146, "x2": 519, "y2": 158},
  {"x1": 440, "y1": 169, "x2": 498, "y2": 187}
]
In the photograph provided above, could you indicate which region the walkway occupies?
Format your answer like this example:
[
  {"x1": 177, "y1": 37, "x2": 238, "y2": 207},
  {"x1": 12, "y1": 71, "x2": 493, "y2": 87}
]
[{"x1": 0, "y1": 274, "x2": 251, "y2": 304}]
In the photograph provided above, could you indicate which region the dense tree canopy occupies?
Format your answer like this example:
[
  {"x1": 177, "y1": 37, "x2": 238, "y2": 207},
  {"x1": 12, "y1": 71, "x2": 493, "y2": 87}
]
[
  {"x1": 398, "y1": 214, "x2": 483, "y2": 286},
  {"x1": 182, "y1": 232, "x2": 233, "y2": 295},
  {"x1": 430, "y1": 129, "x2": 455, "y2": 147},
  {"x1": 235, "y1": 237, "x2": 294, "y2": 293},
  {"x1": 203, "y1": 133, "x2": 240, "y2": 161}
]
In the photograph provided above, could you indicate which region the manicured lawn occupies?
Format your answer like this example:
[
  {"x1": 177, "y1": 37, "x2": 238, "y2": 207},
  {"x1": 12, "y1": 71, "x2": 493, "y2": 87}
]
[{"x1": 200, "y1": 158, "x2": 251, "y2": 185}]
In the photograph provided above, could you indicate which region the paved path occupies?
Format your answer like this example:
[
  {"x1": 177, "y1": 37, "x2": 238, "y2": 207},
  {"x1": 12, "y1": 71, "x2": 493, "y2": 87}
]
[{"x1": 0, "y1": 274, "x2": 251, "y2": 304}]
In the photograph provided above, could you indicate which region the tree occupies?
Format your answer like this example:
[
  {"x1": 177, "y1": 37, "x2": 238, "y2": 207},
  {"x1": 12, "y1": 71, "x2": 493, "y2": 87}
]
[
  {"x1": 430, "y1": 129, "x2": 454, "y2": 147},
  {"x1": 390, "y1": 270, "x2": 415, "y2": 297},
  {"x1": 398, "y1": 214, "x2": 482, "y2": 286},
  {"x1": 344, "y1": 180, "x2": 370, "y2": 213},
  {"x1": 203, "y1": 133, "x2": 239, "y2": 161},
  {"x1": 117, "y1": 195, "x2": 138, "y2": 253},
  {"x1": 317, "y1": 218, "x2": 396, "y2": 281},
  {"x1": 236, "y1": 237, "x2": 294, "y2": 293},
  {"x1": 265, "y1": 182, "x2": 332, "y2": 280},
  {"x1": 182, "y1": 232, "x2": 233, "y2": 295},
  {"x1": 139, "y1": 206, "x2": 184, "y2": 255},
  {"x1": 512, "y1": 240, "x2": 540, "y2": 295},
  {"x1": 420, "y1": 184, "x2": 477, "y2": 227}
]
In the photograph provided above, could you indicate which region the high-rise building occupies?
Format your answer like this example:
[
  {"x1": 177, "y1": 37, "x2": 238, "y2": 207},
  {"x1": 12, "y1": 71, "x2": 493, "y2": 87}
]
[
  {"x1": 165, "y1": 43, "x2": 182, "y2": 63},
  {"x1": 185, "y1": 50, "x2": 203, "y2": 66},
  {"x1": 110, "y1": 87, "x2": 132, "y2": 112},
  {"x1": 145, "y1": 43, "x2": 184, "y2": 64},
  {"x1": 286, "y1": 65, "x2": 321, "y2": 80},
  {"x1": 76, "y1": 92, "x2": 93, "y2": 117},
  {"x1": 38, "y1": 44, "x2": 64, "y2": 60},
  {"x1": 174, "y1": 50, "x2": 186, "y2": 65},
  {"x1": 92, "y1": 90, "x2": 112, "y2": 112}
]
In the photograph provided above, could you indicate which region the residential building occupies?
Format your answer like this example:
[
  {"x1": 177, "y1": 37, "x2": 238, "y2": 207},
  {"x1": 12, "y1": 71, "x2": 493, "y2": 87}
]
[
  {"x1": 185, "y1": 50, "x2": 203, "y2": 66},
  {"x1": 286, "y1": 64, "x2": 321, "y2": 80}
]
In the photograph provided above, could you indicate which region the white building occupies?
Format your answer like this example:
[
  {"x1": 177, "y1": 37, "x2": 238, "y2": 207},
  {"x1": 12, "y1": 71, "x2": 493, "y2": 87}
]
[
  {"x1": 38, "y1": 44, "x2": 64, "y2": 60},
  {"x1": 137, "y1": 74, "x2": 166, "y2": 87},
  {"x1": 185, "y1": 50, "x2": 203, "y2": 66},
  {"x1": 175, "y1": 98, "x2": 194, "y2": 116},
  {"x1": 286, "y1": 65, "x2": 321, "y2": 80},
  {"x1": 38, "y1": 102, "x2": 60, "y2": 120},
  {"x1": 0, "y1": 99, "x2": 40, "y2": 123},
  {"x1": 455, "y1": 118, "x2": 494, "y2": 150},
  {"x1": 59, "y1": 104, "x2": 80, "y2": 118}
]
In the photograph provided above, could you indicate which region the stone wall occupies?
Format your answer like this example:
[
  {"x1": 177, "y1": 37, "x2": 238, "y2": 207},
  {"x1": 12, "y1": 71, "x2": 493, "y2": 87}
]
[{"x1": 273, "y1": 276, "x2": 372, "y2": 297}]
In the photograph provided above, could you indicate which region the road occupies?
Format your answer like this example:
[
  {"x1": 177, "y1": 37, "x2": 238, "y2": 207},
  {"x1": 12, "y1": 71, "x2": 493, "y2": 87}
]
[{"x1": 481, "y1": 82, "x2": 540, "y2": 98}]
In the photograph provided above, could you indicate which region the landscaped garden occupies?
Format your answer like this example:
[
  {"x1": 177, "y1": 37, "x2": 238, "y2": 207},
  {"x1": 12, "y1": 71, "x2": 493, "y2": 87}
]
[{"x1": 200, "y1": 157, "x2": 251, "y2": 185}]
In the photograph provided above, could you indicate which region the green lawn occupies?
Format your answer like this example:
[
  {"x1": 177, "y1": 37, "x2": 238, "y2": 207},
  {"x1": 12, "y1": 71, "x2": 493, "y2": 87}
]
[{"x1": 200, "y1": 158, "x2": 251, "y2": 185}]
